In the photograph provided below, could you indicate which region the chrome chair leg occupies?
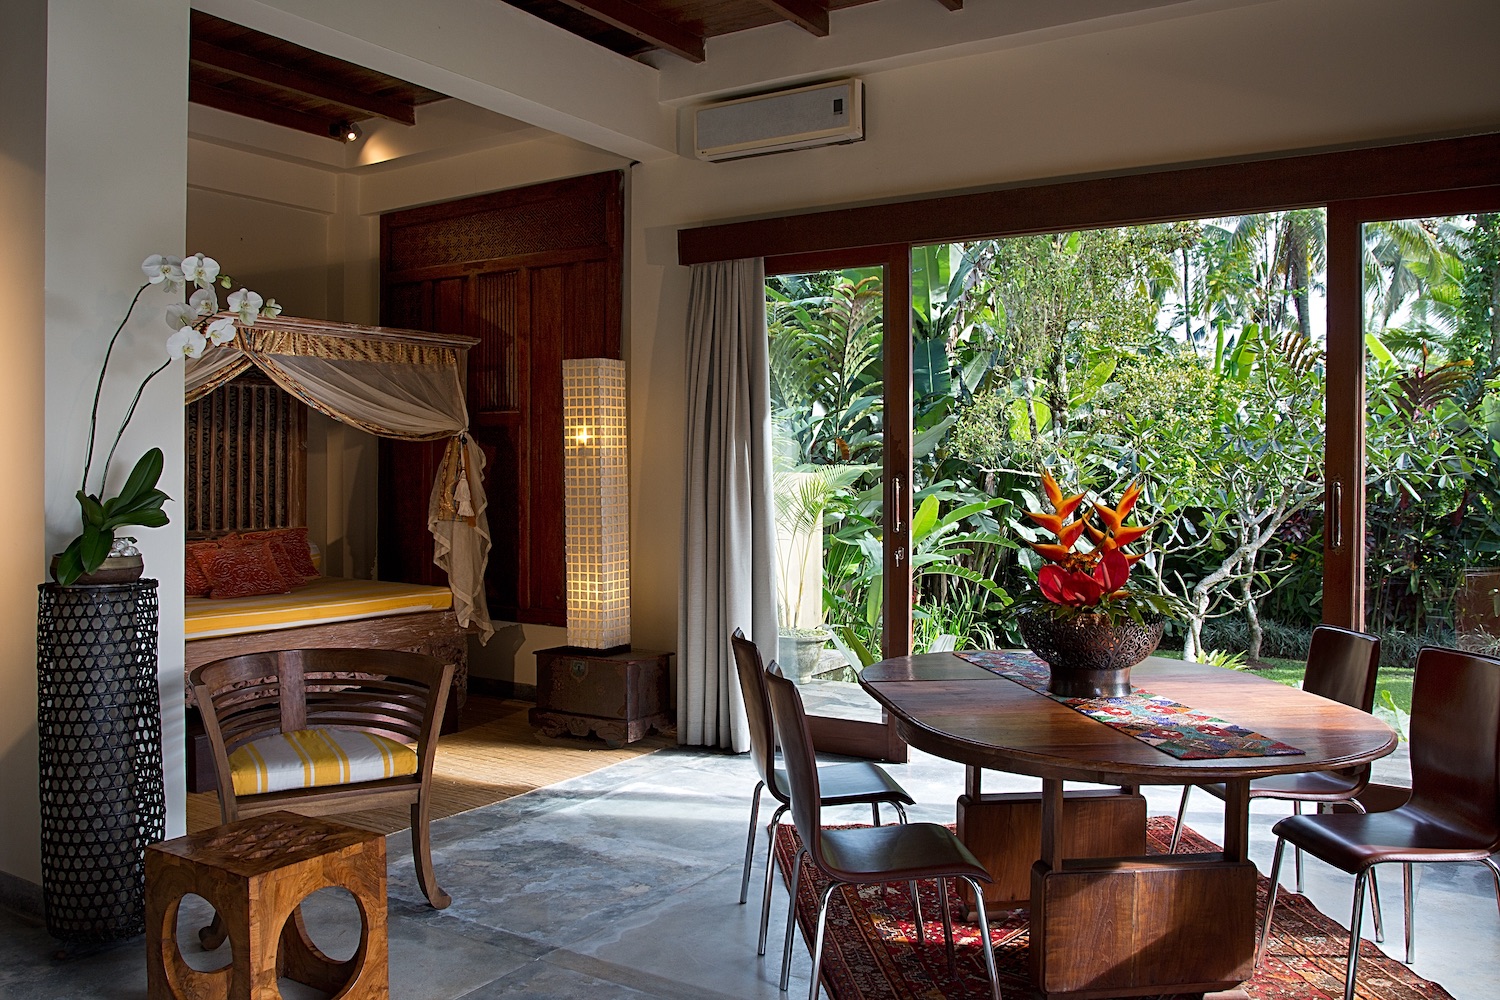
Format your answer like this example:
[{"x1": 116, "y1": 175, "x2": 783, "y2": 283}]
[
  {"x1": 938, "y1": 878, "x2": 955, "y2": 973},
  {"x1": 892, "y1": 801, "x2": 909, "y2": 823},
  {"x1": 1403, "y1": 862, "x2": 1415, "y2": 965},
  {"x1": 1293, "y1": 800, "x2": 1304, "y2": 892},
  {"x1": 1259, "y1": 837, "x2": 1287, "y2": 967},
  {"x1": 1344, "y1": 869, "x2": 1369, "y2": 1000},
  {"x1": 871, "y1": 802, "x2": 880, "y2": 826},
  {"x1": 1481, "y1": 856, "x2": 1500, "y2": 921},
  {"x1": 741, "y1": 780, "x2": 765, "y2": 904},
  {"x1": 806, "y1": 883, "x2": 841, "y2": 1000},
  {"x1": 909, "y1": 880, "x2": 925, "y2": 944},
  {"x1": 759, "y1": 803, "x2": 790, "y2": 955},
  {"x1": 1169, "y1": 785, "x2": 1192, "y2": 853},
  {"x1": 780, "y1": 847, "x2": 807, "y2": 991},
  {"x1": 1368, "y1": 865, "x2": 1385, "y2": 943},
  {"x1": 959, "y1": 875, "x2": 1002, "y2": 1000}
]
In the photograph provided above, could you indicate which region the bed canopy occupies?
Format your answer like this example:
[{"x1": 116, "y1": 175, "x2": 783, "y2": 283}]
[{"x1": 185, "y1": 315, "x2": 493, "y2": 642}]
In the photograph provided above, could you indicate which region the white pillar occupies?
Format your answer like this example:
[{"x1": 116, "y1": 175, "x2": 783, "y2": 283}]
[{"x1": 0, "y1": 0, "x2": 190, "y2": 886}]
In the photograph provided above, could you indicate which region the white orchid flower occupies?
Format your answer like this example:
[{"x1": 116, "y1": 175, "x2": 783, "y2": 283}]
[
  {"x1": 166, "y1": 327, "x2": 208, "y2": 360},
  {"x1": 188, "y1": 286, "x2": 220, "y2": 317},
  {"x1": 205, "y1": 316, "x2": 237, "y2": 345},
  {"x1": 259, "y1": 298, "x2": 282, "y2": 320},
  {"x1": 164, "y1": 302, "x2": 197, "y2": 330},
  {"x1": 227, "y1": 287, "x2": 264, "y2": 325},
  {"x1": 141, "y1": 254, "x2": 184, "y2": 288},
  {"x1": 181, "y1": 254, "x2": 221, "y2": 289}
]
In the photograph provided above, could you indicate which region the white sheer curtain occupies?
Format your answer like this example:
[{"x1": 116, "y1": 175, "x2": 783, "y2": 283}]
[{"x1": 678, "y1": 258, "x2": 779, "y2": 751}]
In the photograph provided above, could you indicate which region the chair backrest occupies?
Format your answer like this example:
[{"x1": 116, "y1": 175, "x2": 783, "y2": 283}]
[
  {"x1": 731, "y1": 628, "x2": 781, "y2": 794},
  {"x1": 1406, "y1": 646, "x2": 1500, "y2": 843},
  {"x1": 1303, "y1": 624, "x2": 1381, "y2": 711},
  {"x1": 764, "y1": 665, "x2": 828, "y2": 869},
  {"x1": 190, "y1": 647, "x2": 453, "y2": 774}
]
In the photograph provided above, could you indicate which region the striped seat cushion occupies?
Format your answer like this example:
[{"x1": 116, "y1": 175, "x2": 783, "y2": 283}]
[{"x1": 228, "y1": 728, "x2": 418, "y2": 796}]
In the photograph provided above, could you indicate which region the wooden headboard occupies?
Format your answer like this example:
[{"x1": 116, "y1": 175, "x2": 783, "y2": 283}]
[{"x1": 185, "y1": 371, "x2": 306, "y2": 536}]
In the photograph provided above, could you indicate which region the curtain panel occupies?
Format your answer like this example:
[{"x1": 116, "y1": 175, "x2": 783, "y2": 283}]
[
  {"x1": 678, "y1": 259, "x2": 779, "y2": 751},
  {"x1": 186, "y1": 316, "x2": 494, "y2": 642}
]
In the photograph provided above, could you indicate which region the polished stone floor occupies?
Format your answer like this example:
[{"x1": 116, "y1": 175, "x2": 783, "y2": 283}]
[{"x1": 0, "y1": 737, "x2": 1495, "y2": 999}]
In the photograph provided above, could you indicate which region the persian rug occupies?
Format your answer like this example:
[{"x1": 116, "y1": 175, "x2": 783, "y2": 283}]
[
  {"x1": 773, "y1": 817, "x2": 1455, "y2": 1000},
  {"x1": 957, "y1": 650, "x2": 1304, "y2": 759}
]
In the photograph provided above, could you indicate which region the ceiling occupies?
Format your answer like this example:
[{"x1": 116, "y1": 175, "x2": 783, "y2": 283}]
[{"x1": 190, "y1": 1, "x2": 964, "y2": 140}]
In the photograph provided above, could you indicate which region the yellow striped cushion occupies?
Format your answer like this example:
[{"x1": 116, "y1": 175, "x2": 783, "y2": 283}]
[{"x1": 228, "y1": 728, "x2": 417, "y2": 796}]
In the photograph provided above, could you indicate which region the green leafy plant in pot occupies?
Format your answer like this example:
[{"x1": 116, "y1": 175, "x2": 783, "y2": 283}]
[{"x1": 52, "y1": 254, "x2": 280, "y2": 586}]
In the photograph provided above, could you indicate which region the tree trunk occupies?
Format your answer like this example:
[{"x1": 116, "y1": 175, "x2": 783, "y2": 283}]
[{"x1": 1243, "y1": 548, "x2": 1262, "y2": 662}]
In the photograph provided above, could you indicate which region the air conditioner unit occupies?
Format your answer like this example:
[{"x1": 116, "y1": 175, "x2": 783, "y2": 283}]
[{"x1": 694, "y1": 79, "x2": 863, "y2": 162}]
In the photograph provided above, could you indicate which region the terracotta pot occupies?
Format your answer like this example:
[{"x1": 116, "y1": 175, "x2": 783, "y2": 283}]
[
  {"x1": 1018, "y1": 609, "x2": 1162, "y2": 698},
  {"x1": 49, "y1": 553, "x2": 145, "y2": 586}
]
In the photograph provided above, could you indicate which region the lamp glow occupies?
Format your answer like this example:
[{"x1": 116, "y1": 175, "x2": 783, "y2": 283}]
[{"x1": 563, "y1": 358, "x2": 629, "y2": 650}]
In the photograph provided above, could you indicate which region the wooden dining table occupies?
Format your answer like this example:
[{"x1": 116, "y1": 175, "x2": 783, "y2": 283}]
[{"x1": 860, "y1": 651, "x2": 1397, "y2": 1000}]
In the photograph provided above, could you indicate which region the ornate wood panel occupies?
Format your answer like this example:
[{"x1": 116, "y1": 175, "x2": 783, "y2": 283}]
[
  {"x1": 186, "y1": 371, "x2": 307, "y2": 534},
  {"x1": 379, "y1": 171, "x2": 624, "y2": 625}
]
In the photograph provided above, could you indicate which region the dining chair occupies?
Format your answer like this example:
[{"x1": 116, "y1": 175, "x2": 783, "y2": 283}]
[
  {"x1": 764, "y1": 664, "x2": 1002, "y2": 1000},
  {"x1": 1169, "y1": 625, "x2": 1382, "y2": 885},
  {"x1": 731, "y1": 628, "x2": 916, "y2": 956},
  {"x1": 190, "y1": 647, "x2": 454, "y2": 915},
  {"x1": 1258, "y1": 646, "x2": 1500, "y2": 1000}
]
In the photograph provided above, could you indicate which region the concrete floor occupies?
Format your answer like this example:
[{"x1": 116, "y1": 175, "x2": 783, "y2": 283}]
[{"x1": 0, "y1": 735, "x2": 1495, "y2": 999}]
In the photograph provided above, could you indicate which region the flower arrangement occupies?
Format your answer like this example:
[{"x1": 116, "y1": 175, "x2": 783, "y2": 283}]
[
  {"x1": 1014, "y1": 469, "x2": 1184, "y2": 625},
  {"x1": 52, "y1": 254, "x2": 279, "y2": 585}
]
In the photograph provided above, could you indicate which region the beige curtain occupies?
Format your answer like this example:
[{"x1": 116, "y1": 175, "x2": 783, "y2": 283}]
[{"x1": 186, "y1": 318, "x2": 493, "y2": 642}]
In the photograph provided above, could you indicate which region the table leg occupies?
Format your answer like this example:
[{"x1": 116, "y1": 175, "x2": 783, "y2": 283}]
[
  {"x1": 1039, "y1": 778, "x2": 1064, "y2": 868},
  {"x1": 1222, "y1": 778, "x2": 1251, "y2": 863}
]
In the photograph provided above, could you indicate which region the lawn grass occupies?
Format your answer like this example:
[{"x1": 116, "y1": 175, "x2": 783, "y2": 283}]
[{"x1": 1156, "y1": 650, "x2": 1414, "y2": 716}]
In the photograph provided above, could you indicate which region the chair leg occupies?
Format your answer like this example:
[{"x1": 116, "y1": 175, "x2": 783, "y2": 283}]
[
  {"x1": 741, "y1": 781, "x2": 765, "y2": 904},
  {"x1": 806, "y1": 883, "x2": 840, "y2": 1000},
  {"x1": 938, "y1": 878, "x2": 955, "y2": 974},
  {"x1": 871, "y1": 802, "x2": 880, "y2": 826},
  {"x1": 1343, "y1": 870, "x2": 1369, "y2": 1000},
  {"x1": 1368, "y1": 865, "x2": 1385, "y2": 943},
  {"x1": 892, "y1": 801, "x2": 908, "y2": 824},
  {"x1": 1169, "y1": 785, "x2": 1191, "y2": 853},
  {"x1": 960, "y1": 876, "x2": 1002, "y2": 1000},
  {"x1": 1292, "y1": 801, "x2": 1304, "y2": 893},
  {"x1": 909, "y1": 880, "x2": 925, "y2": 944},
  {"x1": 759, "y1": 804, "x2": 789, "y2": 956},
  {"x1": 1258, "y1": 837, "x2": 1287, "y2": 967},
  {"x1": 1481, "y1": 856, "x2": 1500, "y2": 922},
  {"x1": 1403, "y1": 862, "x2": 1415, "y2": 965},
  {"x1": 780, "y1": 847, "x2": 807, "y2": 991},
  {"x1": 411, "y1": 799, "x2": 452, "y2": 909}
]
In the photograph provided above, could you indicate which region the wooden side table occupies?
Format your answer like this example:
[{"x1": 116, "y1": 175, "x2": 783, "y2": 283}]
[
  {"x1": 530, "y1": 646, "x2": 674, "y2": 747},
  {"x1": 146, "y1": 811, "x2": 388, "y2": 1000}
]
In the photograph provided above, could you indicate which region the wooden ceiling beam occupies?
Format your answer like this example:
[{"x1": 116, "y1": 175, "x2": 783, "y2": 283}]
[
  {"x1": 189, "y1": 81, "x2": 350, "y2": 140},
  {"x1": 757, "y1": 0, "x2": 829, "y2": 36},
  {"x1": 190, "y1": 39, "x2": 416, "y2": 124},
  {"x1": 933, "y1": 0, "x2": 963, "y2": 10},
  {"x1": 553, "y1": 0, "x2": 706, "y2": 62}
]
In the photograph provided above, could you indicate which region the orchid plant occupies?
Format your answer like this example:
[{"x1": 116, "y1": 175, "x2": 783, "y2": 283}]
[
  {"x1": 52, "y1": 254, "x2": 280, "y2": 585},
  {"x1": 1014, "y1": 469, "x2": 1185, "y2": 625}
]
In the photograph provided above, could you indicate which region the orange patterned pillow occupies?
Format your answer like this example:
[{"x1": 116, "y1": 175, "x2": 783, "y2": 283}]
[
  {"x1": 185, "y1": 541, "x2": 218, "y2": 598},
  {"x1": 205, "y1": 540, "x2": 291, "y2": 599},
  {"x1": 236, "y1": 527, "x2": 319, "y2": 583}
]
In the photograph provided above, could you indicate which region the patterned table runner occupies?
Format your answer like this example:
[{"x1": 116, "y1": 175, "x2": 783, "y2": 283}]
[{"x1": 956, "y1": 650, "x2": 1304, "y2": 760}]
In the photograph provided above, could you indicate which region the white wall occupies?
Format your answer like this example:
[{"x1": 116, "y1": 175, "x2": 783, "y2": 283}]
[{"x1": 0, "y1": 0, "x2": 191, "y2": 885}]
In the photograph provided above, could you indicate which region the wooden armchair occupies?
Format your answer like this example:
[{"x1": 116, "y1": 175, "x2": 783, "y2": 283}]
[{"x1": 189, "y1": 648, "x2": 454, "y2": 910}]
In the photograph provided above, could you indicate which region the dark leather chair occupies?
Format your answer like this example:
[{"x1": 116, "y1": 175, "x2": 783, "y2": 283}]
[
  {"x1": 764, "y1": 664, "x2": 1001, "y2": 1000},
  {"x1": 1258, "y1": 646, "x2": 1500, "y2": 1000},
  {"x1": 731, "y1": 629, "x2": 915, "y2": 956},
  {"x1": 1170, "y1": 625, "x2": 1382, "y2": 881}
]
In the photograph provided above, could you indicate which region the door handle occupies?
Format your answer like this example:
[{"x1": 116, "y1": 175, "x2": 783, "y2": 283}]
[{"x1": 1328, "y1": 480, "x2": 1342, "y2": 552}]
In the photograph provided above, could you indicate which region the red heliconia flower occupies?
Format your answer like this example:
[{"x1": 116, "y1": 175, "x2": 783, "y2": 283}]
[
  {"x1": 1037, "y1": 564, "x2": 1106, "y2": 607},
  {"x1": 1026, "y1": 472, "x2": 1152, "y2": 610}
]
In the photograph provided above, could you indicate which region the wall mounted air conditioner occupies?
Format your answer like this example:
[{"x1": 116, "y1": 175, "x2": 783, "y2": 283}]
[{"x1": 694, "y1": 79, "x2": 863, "y2": 162}]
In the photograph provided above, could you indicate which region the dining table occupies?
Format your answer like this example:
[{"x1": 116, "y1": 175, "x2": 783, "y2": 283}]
[{"x1": 859, "y1": 650, "x2": 1397, "y2": 1000}]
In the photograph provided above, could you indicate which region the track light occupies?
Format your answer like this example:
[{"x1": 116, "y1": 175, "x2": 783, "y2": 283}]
[{"x1": 330, "y1": 120, "x2": 362, "y2": 143}]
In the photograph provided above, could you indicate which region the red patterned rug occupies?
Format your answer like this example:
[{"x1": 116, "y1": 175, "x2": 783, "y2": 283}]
[{"x1": 772, "y1": 817, "x2": 1455, "y2": 1000}]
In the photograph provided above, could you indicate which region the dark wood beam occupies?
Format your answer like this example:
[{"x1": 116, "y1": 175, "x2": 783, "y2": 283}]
[
  {"x1": 679, "y1": 132, "x2": 1500, "y2": 264},
  {"x1": 933, "y1": 0, "x2": 963, "y2": 10},
  {"x1": 189, "y1": 81, "x2": 346, "y2": 140},
  {"x1": 190, "y1": 39, "x2": 416, "y2": 124},
  {"x1": 554, "y1": 0, "x2": 705, "y2": 62},
  {"x1": 757, "y1": 0, "x2": 829, "y2": 36}
]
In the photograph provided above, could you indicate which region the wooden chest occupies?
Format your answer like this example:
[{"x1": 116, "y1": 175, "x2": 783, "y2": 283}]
[{"x1": 530, "y1": 646, "x2": 674, "y2": 747}]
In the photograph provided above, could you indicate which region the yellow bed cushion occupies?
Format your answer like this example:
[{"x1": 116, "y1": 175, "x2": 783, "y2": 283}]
[
  {"x1": 227, "y1": 727, "x2": 417, "y2": 796},
  {"x1": 186, "y1": 576, "x2": 453, "y2": 639}
]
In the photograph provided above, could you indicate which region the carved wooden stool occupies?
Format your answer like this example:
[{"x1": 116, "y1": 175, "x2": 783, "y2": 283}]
[{"x1": 146, "y1": 811, "x2": 388, "y2": 1000}]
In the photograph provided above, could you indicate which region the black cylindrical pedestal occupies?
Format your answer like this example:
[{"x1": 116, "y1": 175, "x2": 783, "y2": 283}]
[{"x1": 36, "y1": 580, "x2": 163, "y2": 943}]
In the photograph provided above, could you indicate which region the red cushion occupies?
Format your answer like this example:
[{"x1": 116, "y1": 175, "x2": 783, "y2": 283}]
[
  {"x1": 236, "y1": 527, "x2": 319, "y2": 583},
  {"x1": 184, "y1": 542, "x2": 217, "y2": 598},
  {"x1": 205, "y1": 540, "x2": 291, "y2": 599}
]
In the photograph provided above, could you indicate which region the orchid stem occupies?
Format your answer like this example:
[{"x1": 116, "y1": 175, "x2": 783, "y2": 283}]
[
  {"x1": 100, "y1": 358, "x2": 170, "y2": 491},
  {"x1": 82, "y1": 282, "x2": 151, "y2": 495}
]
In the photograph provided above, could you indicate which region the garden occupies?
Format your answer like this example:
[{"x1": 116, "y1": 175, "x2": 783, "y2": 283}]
[{"x1": 768, "y1": 212, "x2": 1500, "y2": 724}]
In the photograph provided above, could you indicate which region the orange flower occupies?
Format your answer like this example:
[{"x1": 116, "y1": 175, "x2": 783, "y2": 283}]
[
  {"x1": 1025, "y1": 472, "x2": 1154, "y2": 610},
  {"x1": 1040, "y1": 468, "x2": 1086, "y2": 520}
]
